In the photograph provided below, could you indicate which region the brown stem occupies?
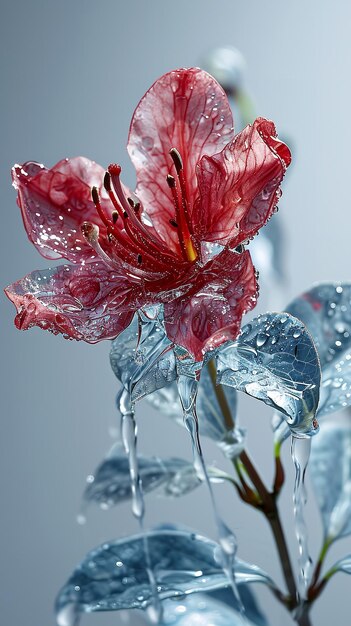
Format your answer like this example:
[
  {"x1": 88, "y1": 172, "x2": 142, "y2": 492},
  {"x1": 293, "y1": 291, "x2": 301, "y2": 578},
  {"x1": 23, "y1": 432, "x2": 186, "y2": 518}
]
[
  {"x1": 239, "y1": 450, "x2": 298, "y2": 604},
  {"x1": 206, "y1": 361, "x2": 299, "y2": 607},
  {"x1": 297, "y1": 608, "x2": 313, "y2": 626},
  {"x1": 205, "y1": 363, "x2": 319, "y2": 624}
]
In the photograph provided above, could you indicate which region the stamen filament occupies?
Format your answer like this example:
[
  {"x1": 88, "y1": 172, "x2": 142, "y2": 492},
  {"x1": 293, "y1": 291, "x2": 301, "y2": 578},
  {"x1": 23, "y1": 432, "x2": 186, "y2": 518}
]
[
  {"x1": 108, "y1": 164, "x2": 179, "y2": 261},
  {"x1": 167, "y1": 148, "x2": 198, "y2": 263},
  {"x1": 91, "y1": 187, "x2": 114, "y2": 229}
]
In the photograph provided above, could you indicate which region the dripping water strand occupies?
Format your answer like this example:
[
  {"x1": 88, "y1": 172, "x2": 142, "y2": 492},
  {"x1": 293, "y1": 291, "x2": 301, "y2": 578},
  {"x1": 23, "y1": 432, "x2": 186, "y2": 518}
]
[
  {"x1": 291, "y1": 435, "x2": 313, "y2": 600},
  {"x1": 119, "y1": 389, "x2": 163, "y2": 623},
  {"x1": 177, "y1": 374, "x2": 246, "y2": 620}
]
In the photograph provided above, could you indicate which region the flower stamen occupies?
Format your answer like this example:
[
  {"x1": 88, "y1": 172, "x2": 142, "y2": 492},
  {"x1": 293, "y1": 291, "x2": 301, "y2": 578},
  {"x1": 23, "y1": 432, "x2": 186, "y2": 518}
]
[{"x1": 168, "y1": 148, "x2": 197, "y2": 263}]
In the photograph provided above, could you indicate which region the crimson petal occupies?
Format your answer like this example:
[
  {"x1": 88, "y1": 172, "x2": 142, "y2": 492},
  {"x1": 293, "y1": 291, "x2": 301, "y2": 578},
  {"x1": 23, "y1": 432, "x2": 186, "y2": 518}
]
[
  {"x1": 194, "y1": 118, "x2": 291, "y2": 247},
  {"x1": 128, "y1": 68, "x2": 234, "y2": 250},
  {"x1": 164, "y1": 250, "x2": 257, "y2": 361},
  {"x1": 5, "y1": 262, "x2": 138, "y2": 342},
  {"x1": 12, "y1": 157, "x2": 110, "y2": 263}
]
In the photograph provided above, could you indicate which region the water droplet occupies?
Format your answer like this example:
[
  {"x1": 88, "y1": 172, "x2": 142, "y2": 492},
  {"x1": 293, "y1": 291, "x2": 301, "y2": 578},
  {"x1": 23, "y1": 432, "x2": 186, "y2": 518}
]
[{"x1": 256, "y1": 333, "x2": 268, "y2": 348}]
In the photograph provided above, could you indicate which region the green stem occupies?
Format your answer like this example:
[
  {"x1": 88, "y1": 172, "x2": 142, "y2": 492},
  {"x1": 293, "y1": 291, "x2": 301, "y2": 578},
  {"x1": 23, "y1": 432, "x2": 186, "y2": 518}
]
[{"x1": 308, "y1": 536, "x2": 334, "y2": 600}]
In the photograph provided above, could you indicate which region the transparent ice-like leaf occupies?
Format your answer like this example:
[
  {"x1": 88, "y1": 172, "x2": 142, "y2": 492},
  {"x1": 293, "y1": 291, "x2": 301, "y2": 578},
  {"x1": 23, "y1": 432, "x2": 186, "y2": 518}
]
[
  {"x1": 143, "y1": 592, "x2": 267, "y2": 626},
  {"x1": 330, "y1": 555, "x2": 351, "y2": 576},
  {"x1": 309, "y1": 416, "x2": 351, "y2": 540},
  {"x1": 216, "y1": 312, "x2": 321, "y2": 436},
  {"x1": 110, "y1": 308, "x2": 176, "y2": 402},
  {"x1": 286, "y1": 283, "x2": 351, "y2": 417},
  {"x1": 83, "y1": 446, "x2": 201, "y2": 509},
  {"x1": 55, "y1": 529, "x2": 274, "y2": 622},
  {"x1": 83, "y1": 444, "x2": 232, "y2": 509},
  {"x1": 145, "y1": 365, "x2": 238, "y2": 444}
]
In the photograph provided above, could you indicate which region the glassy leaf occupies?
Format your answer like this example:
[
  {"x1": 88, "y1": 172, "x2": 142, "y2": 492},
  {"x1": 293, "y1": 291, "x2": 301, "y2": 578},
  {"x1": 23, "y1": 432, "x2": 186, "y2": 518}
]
[
  {"x1": 83, "y1": 445, "x2": 233, "y2": 509},
  {"x1": 216, "y1": 313, "x2": 321, "y2": 436},
  {"x1": 110, "y1": 309, "x2": 176, "y2": 402},
  {"x1": 209, "y1": 588, "x2": 269, "y2": 626},
  {"x1": 145, "y1": 365, "x2": 238, "y2": 443},
  {"x1": 110, "y1": 307, "x2": 239, "y2": 445},
  {"x1": 310, "y1": 416, "x2": 351, "y2": 540},
  {"x1": 329, "y1": 555, "x2": 351, "y2": 576},
  {"x1": 55, "y1": 529, "x2": 273, "y2": 621},
  {"x1": 143, "y1": 592, "x2": 267, "y2": 626},
  {"x1": 286, "y1": 283, "x2": 351, "y2": 417},
  {"x1": 83, "y1": 445, "x2": 203, "y2": 509}
]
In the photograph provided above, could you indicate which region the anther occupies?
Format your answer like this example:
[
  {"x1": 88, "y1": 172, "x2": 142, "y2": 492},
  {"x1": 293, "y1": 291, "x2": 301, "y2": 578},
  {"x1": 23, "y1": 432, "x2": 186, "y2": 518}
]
[
  {"x1": 112, "y1": 211, "x2": 118, "y2": 224},
  {"x1": 81, "y1": 221, "x2": 99, "y2": 242},
  {"x1": 169, "y1": 219, "x2": 178, "y2": 228},
  {"x1": 91, "y1": 186, "x2": 100, "y2": 205},
  {"x1": 137, "y1": 254, "x2": 142, "y2": 264},
  {"x1": 166, "y1": 174, "x2": 176, "y2": 188},
  {"x1": 169, "y1": 148, "x2": 183, "y2": 173},
  {"x1": 128, "y1": 197, "x2": 140, "y2": 212},
  {"x1": 123, "y1": 211, "x2": 128, "y2": 219},
  {"x1": 103, "y1": 172, "x2": 111, "y2": 192},
  {"x1": 235, "y1": 244, "x2": 245, "y2": 254}
]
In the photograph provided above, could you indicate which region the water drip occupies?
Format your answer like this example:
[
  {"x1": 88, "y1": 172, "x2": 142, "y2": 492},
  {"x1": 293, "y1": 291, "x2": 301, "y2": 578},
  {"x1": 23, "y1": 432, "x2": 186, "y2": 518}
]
[
  {"x1": 119, "y1": 388, "x2": 162, "y2": 622},
  {"x1": 291, "y1": 435, "x2": 313, "y2": 599},
  {"x1": 56, "y1": 603, "x2": 79, "y2": 626},
  {"x1": 177, "y1": 374, "x2": 247, "y2": 621}
]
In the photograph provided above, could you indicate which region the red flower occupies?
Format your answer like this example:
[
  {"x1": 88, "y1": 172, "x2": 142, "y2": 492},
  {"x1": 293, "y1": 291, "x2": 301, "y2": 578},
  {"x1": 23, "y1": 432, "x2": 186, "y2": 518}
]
[{"x1": 5, "y1": 68, "x2": 290, "y2": 361}]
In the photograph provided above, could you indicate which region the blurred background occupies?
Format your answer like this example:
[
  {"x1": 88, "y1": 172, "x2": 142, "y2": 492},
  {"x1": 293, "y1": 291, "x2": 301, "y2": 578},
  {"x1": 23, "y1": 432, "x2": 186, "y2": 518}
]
[{"x1": 1, "y1": 1, "x2": 350, "y2": 624}]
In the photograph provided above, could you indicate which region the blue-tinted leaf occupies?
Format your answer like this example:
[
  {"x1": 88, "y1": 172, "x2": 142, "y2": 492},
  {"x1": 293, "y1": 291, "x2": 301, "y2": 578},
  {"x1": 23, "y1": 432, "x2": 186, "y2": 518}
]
[
  {"x1": 83, "y1": 445, "x2": 203, "y2": 509},
  {"x1": 110, "y1": 308, "x2": 239, "y2": 445},
  {"x1": 310, "y1": 416, "x2": 351, "y2": 540},
  {"x1": 110, "y1": 309, "x2": 176, "y2": 402},
  {"x1": 210, "y1": 588, "x2": 269, "y2": 626},
  {"x1": 286, "y1": 283, "x2": 351, "y2": 417},
  {"x1": 145, "y1": 592, "x2": 266, "y2": 626},
  {"x1": 83, "y1": 445, "x2": 233, "y2": 509},
  {"x1": 216, "y1": 313, "x2": 321, "y2": 436},
  {"x1": 329, "y1": 555, "x2": 351, "y2": 576},
  {"x1": 145, "y1": 365, "x2": 238, "y2": 444},
  {"x1": 55, "y1": 530, "x2": 273, "y2": 621}
]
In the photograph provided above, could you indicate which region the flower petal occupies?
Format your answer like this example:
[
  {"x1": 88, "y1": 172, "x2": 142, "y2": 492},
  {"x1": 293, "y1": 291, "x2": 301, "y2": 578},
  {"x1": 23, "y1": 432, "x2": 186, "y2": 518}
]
[
  {"x1": 164, "y1": 250, "x2": 257, "y2": 361},
  {"x1": 194, "y1": 118, "x2": 291, "y2": 247},
  {"x1": 5, "y1": 262, "x2": 137, "y2": 342},
  {"x1": 12, "y1": 157, "x2": 110, "y2": 263},
  {"x1": 128, "y1": 68, "x2": 234, "y2": 249}
]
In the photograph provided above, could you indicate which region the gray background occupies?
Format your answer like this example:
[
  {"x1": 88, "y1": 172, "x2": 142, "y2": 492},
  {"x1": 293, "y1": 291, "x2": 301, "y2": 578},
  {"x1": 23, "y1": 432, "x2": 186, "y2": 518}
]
[{"x1": 1, "y1": 1, "x2": 350, "y2": 625}]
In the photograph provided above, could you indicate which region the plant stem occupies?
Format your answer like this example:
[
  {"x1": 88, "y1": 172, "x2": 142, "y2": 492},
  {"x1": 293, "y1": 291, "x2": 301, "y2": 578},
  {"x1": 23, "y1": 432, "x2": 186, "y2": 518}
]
[
  {"x1": 308, "y1": 536, "x2": 334, "y2": 600},
  {"x1": 207, "y1": 359, "x2": 235, "y2": 430},
  {"x1": 207, "y1": 360, "x2": 299, "y2": 607},
  {"x1": 239, "y1": 449, "x2": 298, "y2": 603}
]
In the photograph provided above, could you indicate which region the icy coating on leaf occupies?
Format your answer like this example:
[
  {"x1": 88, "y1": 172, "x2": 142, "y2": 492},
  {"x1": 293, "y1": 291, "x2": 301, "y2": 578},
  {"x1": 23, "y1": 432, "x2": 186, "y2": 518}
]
[
  {"x1": 330, "y1": 555, "x2": 351, "y2": 576},
  {"x1": 110, "y1": 308, "x2": 239, "y2": 444},
  {"x1": 144, "y1": 592, "x2": 266, "y2": 626},
  {"x1": 110, "y1": 309, "x2": 176, "y2": 401},
  {"x1": 216, "y1": 312, "x2": 321, "y2": 436},
  {"x1": 286, "y1": 283, "x2": 351, "y2": 417},
  {"x1": 146, "y1": 365, "x2": 238, "y2": 443},
  {"x1": 55, "y1": 529, "x2": 273, "y2": 622},
  {"x1": 83, "y1": 444, "x2": 204, "y2": 509},
  {"x1": 309, "y1": 416, "x2": 351, "y2": 541}
]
